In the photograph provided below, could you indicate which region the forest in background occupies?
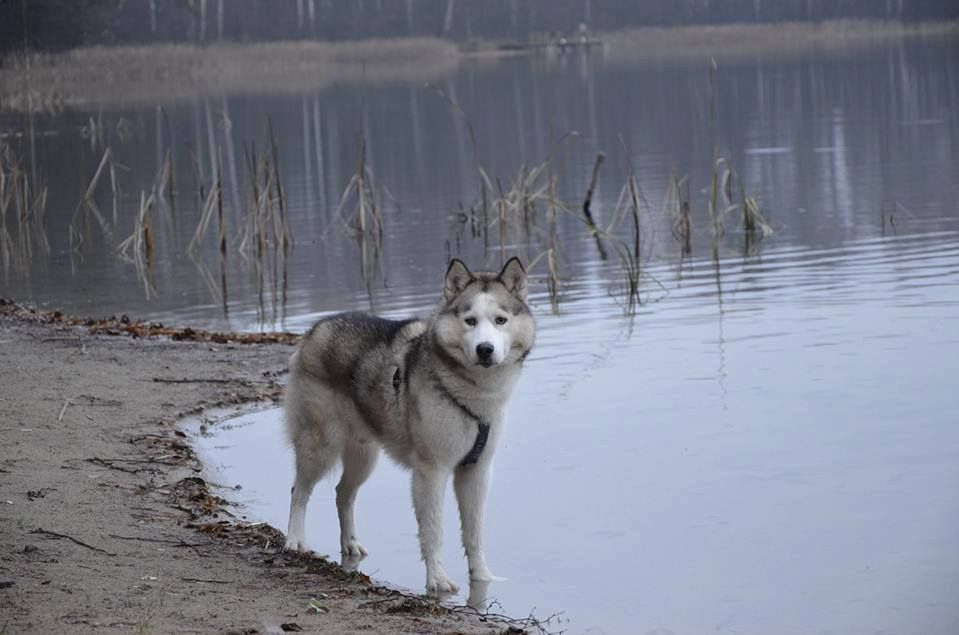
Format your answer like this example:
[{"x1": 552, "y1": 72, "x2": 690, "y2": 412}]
[{"x1": 2, "y1": 0, "x2": 959, "y2": 54}]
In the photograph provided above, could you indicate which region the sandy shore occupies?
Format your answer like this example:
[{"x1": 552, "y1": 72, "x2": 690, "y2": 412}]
[
  {"x1": 0, "y1": 37, "x2": 460, "y2": 110},
  {"x1": 604, "y1": 18, "x2": 959, "y2": 62},
  {"x1": 0, "y1": 300, "x2": 529, "y2": 633}
]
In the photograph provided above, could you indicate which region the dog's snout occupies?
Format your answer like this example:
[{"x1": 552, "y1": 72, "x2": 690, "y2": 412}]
[{"x1": 476, "y1": 342, "x2": 494, "y2": 360}]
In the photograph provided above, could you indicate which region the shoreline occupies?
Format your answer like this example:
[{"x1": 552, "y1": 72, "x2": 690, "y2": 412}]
[
  {"x1": 0, "y1": 37, "x2": 461, "y2": 111},
  {"x1": 0, "y1": 298, "x2": 537, "y2": 633},
  {"x1": 1, "y1": 19, "x2": 957, "y2": 111},
  {"x1": 604, "y1": 18, "x2": 959, "y2": 62}
]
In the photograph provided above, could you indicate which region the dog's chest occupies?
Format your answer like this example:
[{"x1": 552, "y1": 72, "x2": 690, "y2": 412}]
[{"x1": 408, "y1": 380, "x2": 502, "y2": 465}]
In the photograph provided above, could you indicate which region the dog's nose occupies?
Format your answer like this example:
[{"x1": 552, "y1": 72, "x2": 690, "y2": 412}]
[{"x1": 476, "y1": 342, "x2": 494, "y2": 360}]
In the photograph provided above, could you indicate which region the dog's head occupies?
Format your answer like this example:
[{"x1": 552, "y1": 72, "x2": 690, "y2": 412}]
[{"x1": 434, "y1": 257, "x2": 535, "y2": 369}]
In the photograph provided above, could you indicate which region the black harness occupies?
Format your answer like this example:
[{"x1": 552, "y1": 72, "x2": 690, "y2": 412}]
[
  {"x1": 460, "y1": 421, "x2": 490, "y2": 466},
  {"x1": 428, "y1": 371, "x2": 491, "y2": 467}
]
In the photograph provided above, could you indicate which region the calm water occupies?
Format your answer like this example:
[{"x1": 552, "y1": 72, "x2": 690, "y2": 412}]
[{"x1": 6, "y1": 38, "x2": 959, "y2": 634}]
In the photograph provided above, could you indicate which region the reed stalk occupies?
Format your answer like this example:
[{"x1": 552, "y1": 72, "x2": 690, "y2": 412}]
[
  {"x1": 72, "y1": 146, "x2": 116, "y2": 243},
  {"x1": 117, "y1": 189, "x2": 157, "y2": 298},
  {"x1": 582, "y1": 152, "x2": 605, "y2": 231},
  {"x1": 0, "y1": 142, "x2": 49, "y2": 269}
]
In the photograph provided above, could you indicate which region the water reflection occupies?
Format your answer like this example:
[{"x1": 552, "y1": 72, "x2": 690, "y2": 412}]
[
  {"x1": 341, "y1": 548, "x2": 490, "y2": 611},
  {"x1": 1, "y1": 39, "x2": 957, "y2": 326}
]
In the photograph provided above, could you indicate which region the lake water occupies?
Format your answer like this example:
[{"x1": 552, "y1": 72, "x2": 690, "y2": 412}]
[{"x1": 5, "y1": 38, "x2": 959, "y2": 634}]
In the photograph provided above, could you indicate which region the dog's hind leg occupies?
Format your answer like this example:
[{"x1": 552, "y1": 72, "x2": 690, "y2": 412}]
[
  {"x1": 336, "y1": 440, "x2": 378, "y2": 559},
  {"x1": 454, "y1": 463, "x2": 495, "y2": 581},
  {"x1": 285, "y1": 442, "x2": 336, "y2": 552}
]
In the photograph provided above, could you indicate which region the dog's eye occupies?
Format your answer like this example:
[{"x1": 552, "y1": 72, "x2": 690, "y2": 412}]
[
  {"x1": 464, "y1": 317, "x2": 477, "y2": 327},
  {"x1": 495, "y1": 316, "x2": 508, "y2": 326}
]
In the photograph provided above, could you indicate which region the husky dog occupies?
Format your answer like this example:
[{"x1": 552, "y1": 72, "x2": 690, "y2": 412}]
[{"x1": 284, "y1": 257, "x2": 535, "y2": 594}]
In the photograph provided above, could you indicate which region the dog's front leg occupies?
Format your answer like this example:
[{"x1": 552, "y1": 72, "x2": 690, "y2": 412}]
[
  {"x1": 454, "y1": 463, "x2": 495, "y2": 581},
  {"x1": 411, "y1": 467, "x2": 459, "y2": 594}
]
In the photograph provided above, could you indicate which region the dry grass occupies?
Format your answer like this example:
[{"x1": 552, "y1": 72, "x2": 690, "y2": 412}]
[
  {"x1": 606, "y1": 19, "x2": 959, "y2": 62},
  {"x1": 330, "y1": 132, "x2": 383, "y2": 246},
  {"x1": 0, "y1": 143, "x2": 49, "y2": 269},
  {"x1": 0, "y1": 37, "x2": 460, "y2": 111},
  {"x1": 324, "y1": 131, "x2": 389, "y2": 309},
  {"x1": 117, "y1": 190, "x2": 157, "y2": 299}
]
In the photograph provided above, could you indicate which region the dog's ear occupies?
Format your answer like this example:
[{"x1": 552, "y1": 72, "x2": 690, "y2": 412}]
[
  {"x1": 444, "y1": 259, "x2": 473, "y2": 302},
  {"x1": 498, "y1": 257, "x2": 528, "y2": 301}
]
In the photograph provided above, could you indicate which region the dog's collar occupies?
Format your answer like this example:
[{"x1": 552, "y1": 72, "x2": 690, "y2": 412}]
[{"x1": 428, "y1": 370, "x2": 491, "y2": 467}]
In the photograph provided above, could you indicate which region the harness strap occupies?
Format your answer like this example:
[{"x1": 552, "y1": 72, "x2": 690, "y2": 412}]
[
  {"x1": 428, "y1": 370, "x2": 491, "y2": 467},
  {"x1": 460, "y1": 421, "x2": 490, "y2": 466}
]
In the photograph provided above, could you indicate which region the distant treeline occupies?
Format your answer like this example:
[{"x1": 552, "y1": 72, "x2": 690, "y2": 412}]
[{"x1": 2, "y1": 0, "x2": 958, "y2": 53}]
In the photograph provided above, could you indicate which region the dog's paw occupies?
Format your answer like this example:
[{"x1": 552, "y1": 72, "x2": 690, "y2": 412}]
[
  {"x1": 468, "y1": 565, "x2": 496, "y2": 582},
  {"x1": 284, "y1": 536, "x2": 308, "y2": 552},
  {"x1": 340, "y1": 537, "x2": 368, "y2": 558},
  {"x1": 341, "y1": 551, "x2": 364, "y2": 571},
  {"x1": 426, "y1": 569, "x2": 459, "y2": 595},
  {"x1": 467, "y1": 555, "x2": 503, "y2": 582}
]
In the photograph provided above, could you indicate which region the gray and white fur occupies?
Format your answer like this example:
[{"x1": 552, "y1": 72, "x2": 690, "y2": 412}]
[{"x1": 284, "y1": 257, "x2": 535, "y2": 594}]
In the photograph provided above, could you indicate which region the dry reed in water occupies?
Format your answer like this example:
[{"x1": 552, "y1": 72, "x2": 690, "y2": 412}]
[
  {"x1": 71, "y1": 146, "x2": 118, "y2": 251},
  {"x1": 0, "y1": 143, "x2": 49, "y2": 270},
  {"x1": 425, "y1": 84, "x2": 491, "y2": 245},
  {"x1": 117, "y1": 189, "x2": 157, "y2": 298},
  {"x1": 329, "y1": 131, "x2": 384, "y2": 247},
  {"x1": 332, "y1": 132, "x2": 386, "y2": 308},
  {"x1": 604, "y1": 139, "x2": 652, "y2": 314},
  {"x1": 238, "y1": 140, "x2": 292, "y2": 260},
  {"x1": 665, "y1": 175, "x2": 692, "y2": 255}
]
